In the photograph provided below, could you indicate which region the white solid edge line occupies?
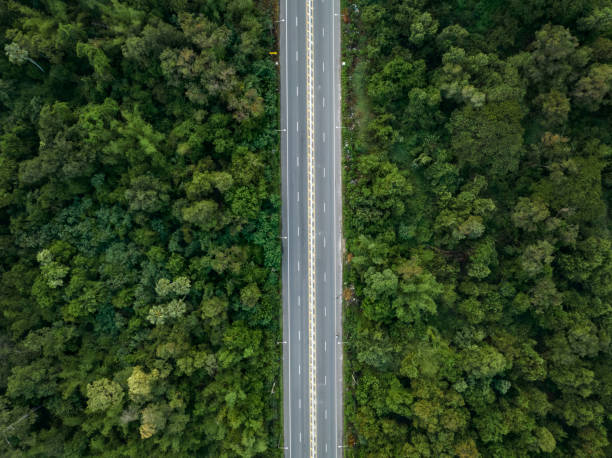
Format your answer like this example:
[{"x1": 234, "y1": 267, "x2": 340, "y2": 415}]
[
  {"x1": 284, "y1": 0, "x2": 291, "y2": 454},
  {"x1": 332, "y1": 0, "x2": 338, "y2": 455}
]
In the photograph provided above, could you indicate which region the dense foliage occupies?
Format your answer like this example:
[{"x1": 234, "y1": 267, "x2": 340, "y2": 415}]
[
  {"x1": 0, "y1": 1, "x2": 281, "y2": 456},
  {"x1": 343, "y1": 0, "x2": 612, "y2": 456}
]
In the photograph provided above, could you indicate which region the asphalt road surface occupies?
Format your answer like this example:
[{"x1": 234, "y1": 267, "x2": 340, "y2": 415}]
[{"x1": 280, "y1": 0, "x2": 342, "y2": 455}]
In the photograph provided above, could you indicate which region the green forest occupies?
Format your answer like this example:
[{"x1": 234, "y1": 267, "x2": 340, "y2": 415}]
[
  {"x1": 0, "y1": 0, "x2": 281, "y2": 456},
  {"x1": 2, "y1": 0, "x2": 612, "y2": 456},
  {"x1": 343, "y1": 0, "x2": 612, "y2": 456}
]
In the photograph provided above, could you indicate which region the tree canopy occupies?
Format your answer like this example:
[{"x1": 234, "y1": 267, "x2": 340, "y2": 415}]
[
  {"x1": 0, "y1": 0, "x2": 281, "y2": 456},
  {"x1": 343, "y1": 0, "x2": 612, "y2": 456}
]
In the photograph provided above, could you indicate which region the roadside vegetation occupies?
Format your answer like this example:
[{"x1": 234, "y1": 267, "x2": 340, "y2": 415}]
[
  {"x1": 342, "y1": 0, "x2": 612, "y2": 456},
  {"x1": 0, "y1": 1, "x2": 281, "y2": 456}
]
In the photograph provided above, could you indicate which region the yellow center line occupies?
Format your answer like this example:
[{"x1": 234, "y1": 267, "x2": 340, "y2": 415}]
[{"x1": 306, "y1": 0, "x2": 317, "y2": 456}]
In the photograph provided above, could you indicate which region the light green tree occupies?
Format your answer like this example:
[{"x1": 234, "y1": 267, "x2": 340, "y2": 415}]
[
  {"x1": 4, "y1": 42, "x2": 44, "y2": 72},
  {"x1": 86, "y1": 378, "x2": 124, "y2": 413},
  {"x1": 36, "y1": 249, "x2": 69, "y2": 289}
]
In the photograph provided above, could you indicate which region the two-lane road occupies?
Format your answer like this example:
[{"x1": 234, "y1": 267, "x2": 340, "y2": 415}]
[
  {"x1": 281, "y1": 0, "x2": 308, "y2": 454},
  {"x1": 281, "y1": 0, "x2": 342, "y2": 455},
  {"x1": 313, "y1": 0, "x2": 343, "y2": 456}
]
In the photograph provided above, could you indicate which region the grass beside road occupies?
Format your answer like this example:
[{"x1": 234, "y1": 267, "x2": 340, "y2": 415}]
[{"x1": 340, "y1": 0, "x2": 363, "y2": 454}]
